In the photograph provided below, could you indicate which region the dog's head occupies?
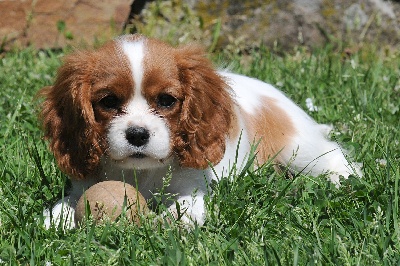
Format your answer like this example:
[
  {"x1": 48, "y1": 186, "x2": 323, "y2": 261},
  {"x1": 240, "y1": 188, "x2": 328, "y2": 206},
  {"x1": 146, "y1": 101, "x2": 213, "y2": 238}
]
[{"x1": 39, "y1": 34, "x2": 233, "y2": 179}]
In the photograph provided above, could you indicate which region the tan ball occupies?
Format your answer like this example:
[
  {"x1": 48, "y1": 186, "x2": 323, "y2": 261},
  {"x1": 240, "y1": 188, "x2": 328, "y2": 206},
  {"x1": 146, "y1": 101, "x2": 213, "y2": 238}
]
[{"x1": 75, "y1": 181, "x2": 148, "y2": 226}]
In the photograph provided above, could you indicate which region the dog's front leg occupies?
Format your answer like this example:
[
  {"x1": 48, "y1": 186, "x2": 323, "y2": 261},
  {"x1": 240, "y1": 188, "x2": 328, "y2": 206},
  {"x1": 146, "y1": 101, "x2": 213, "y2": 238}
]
[
  {"x1": 43, "y1": 195, "x2": 77, "y2": 229},
  {"x1": 166, "y1": 194, "x2": 206, "y2": 226}
]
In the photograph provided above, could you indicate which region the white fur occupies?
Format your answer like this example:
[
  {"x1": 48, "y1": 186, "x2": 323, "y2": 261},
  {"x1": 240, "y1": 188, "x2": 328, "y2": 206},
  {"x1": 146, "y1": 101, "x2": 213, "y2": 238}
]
[
  {"x1": 106, "y1": 96, "x2": 172, "y2": 170},
  {"x1": 222, "y1": 72, "x2": 360, "y2": 181},
  {"x1": 122, "y1": 40, "x2": 144, "y2": 90},
  {"x1": 44, "y1": 40, "x2": 361, "y2": 229},
  {"x1": 107, "y1": 40, "x2": 172, "y2": 170}
]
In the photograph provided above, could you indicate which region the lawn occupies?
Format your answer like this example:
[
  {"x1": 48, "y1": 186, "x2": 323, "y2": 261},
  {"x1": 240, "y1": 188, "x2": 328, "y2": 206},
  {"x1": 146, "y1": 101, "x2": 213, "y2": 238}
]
[{"x1": 0, "y1": 44, "x2": 399, "y2": 265}]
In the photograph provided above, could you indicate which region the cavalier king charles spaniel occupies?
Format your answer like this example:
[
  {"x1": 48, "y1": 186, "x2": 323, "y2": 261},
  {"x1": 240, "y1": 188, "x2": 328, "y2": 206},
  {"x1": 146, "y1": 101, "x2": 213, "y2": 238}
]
[{"x1": 40, "y1": 34, "x2": 361, "y2": 228}]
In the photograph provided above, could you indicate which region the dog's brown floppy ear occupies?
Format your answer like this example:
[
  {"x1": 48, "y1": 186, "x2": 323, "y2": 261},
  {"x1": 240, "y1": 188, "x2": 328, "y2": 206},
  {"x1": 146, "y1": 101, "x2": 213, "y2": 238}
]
[
  {"x1": 38, "y1": 52, "x2": 105, "y2": 179},
  {"x1": 174, "y1": 45, "x2": 233, "y2": 169}
]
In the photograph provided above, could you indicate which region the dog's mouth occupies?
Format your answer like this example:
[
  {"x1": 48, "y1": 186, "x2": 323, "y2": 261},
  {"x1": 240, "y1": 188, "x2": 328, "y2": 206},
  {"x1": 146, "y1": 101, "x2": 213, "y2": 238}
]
[
  {"x1": 110, "y1": 151, "x2": 172, "y2": 169},
  {"x1": 129, "y1": 152, "x2": 147, "y2": 159}
]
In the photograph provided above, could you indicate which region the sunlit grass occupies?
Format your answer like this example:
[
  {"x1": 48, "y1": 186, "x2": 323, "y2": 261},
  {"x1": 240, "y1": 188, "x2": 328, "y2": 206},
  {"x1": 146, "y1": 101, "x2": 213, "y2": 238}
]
[{"x1": 0, "y1": 44, "x2": 399, "y2": 264}]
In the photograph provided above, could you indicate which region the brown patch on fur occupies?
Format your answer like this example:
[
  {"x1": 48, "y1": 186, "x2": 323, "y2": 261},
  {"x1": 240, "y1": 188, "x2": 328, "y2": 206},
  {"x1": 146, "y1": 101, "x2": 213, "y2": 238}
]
[
  {"x1": 141, "y1": 38, "x2": 183, "y2": 109},
  {"x1": 140, "y1": 38, "x2": 234, "y2": 168},
  {"x1": 227, "y1": 106, "x2": 240, "y2": 142},
  {"x1": 139, "y1": 37, "x2": 235, "y2": 169},
  {"x1": 244, "y1": 97, "x2": 295, "y2": 165},
  {"x1": 38, "y1": 40, "x2": 134, "y2": 179},
  {"x1": 172, "y1": 44, "x2": 233, "y2": 169}
]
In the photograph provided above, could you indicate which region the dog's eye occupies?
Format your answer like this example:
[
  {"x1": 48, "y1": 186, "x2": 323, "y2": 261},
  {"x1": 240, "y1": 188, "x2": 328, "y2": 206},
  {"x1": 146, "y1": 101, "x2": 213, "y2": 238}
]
[
  {"x1": 99, "y1": 95, "x2": 121, "y2": 110},
  {"x1": 157, "y1": 93, "x2": 177, "y2": 108}
]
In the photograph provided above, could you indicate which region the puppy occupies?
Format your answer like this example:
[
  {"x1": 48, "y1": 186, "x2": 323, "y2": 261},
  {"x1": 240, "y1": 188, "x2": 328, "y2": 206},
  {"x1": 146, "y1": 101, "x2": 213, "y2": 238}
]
[{"x1": 40, "y1": 34, "x2": 360, "y2": 228}]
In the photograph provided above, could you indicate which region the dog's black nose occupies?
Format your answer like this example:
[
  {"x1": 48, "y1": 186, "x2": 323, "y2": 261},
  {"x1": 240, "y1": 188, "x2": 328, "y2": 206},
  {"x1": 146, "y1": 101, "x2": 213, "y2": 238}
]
[{"x1": 126, "y1": 126, "x2": 150, "y2": 147}]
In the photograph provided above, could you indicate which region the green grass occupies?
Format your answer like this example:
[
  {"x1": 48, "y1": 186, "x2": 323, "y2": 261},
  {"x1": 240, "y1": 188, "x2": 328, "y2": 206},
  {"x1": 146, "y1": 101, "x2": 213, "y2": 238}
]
[{"x1": 0, "y1": 45, "x2": 399, "y2": 265}]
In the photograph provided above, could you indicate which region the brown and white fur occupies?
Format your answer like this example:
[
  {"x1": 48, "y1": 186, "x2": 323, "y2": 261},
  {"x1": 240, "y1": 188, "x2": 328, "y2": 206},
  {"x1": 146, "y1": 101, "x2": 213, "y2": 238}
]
[{"x1": 40, "y1": 34, "x2": 361, "y2": 228}]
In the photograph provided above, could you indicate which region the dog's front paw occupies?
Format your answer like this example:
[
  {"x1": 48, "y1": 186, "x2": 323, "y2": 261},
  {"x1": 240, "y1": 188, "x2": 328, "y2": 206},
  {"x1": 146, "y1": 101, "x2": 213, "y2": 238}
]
[
  {"x1": 43, "y1": 199, "x2": 76, "y2": 230},
  {"x1": 165, "y1": 196, "x2": 206, "y2": 226}
]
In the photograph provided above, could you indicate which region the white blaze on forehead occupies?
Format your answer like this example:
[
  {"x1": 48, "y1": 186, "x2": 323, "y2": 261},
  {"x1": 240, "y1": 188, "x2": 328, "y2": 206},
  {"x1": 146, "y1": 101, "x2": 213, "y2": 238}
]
[
  {"x1": 120, "y1": 39, "x2": 149, "y2": 114},
  {"x1": 121, "y1": 40, "x2": 145, "y2": 97}
]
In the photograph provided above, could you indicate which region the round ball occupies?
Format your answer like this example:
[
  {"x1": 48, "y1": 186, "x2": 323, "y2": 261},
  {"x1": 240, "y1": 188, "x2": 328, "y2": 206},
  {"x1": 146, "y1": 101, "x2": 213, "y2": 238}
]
[{"x1": 75, "y1": 181, "x2": 148, "y2": 226}]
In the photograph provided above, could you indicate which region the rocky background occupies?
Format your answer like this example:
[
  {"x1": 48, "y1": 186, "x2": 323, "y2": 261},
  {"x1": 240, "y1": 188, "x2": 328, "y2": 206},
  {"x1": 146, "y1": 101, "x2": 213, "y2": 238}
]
[{"x1": 1, "y1": 0, "x2": 399, "y2": 52}]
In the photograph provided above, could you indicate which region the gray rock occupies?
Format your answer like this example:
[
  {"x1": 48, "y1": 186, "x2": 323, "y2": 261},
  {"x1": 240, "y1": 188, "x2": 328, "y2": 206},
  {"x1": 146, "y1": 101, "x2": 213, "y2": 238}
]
[{"x1": 133, "y1": 0, "x2": 400, "y2": 51}]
